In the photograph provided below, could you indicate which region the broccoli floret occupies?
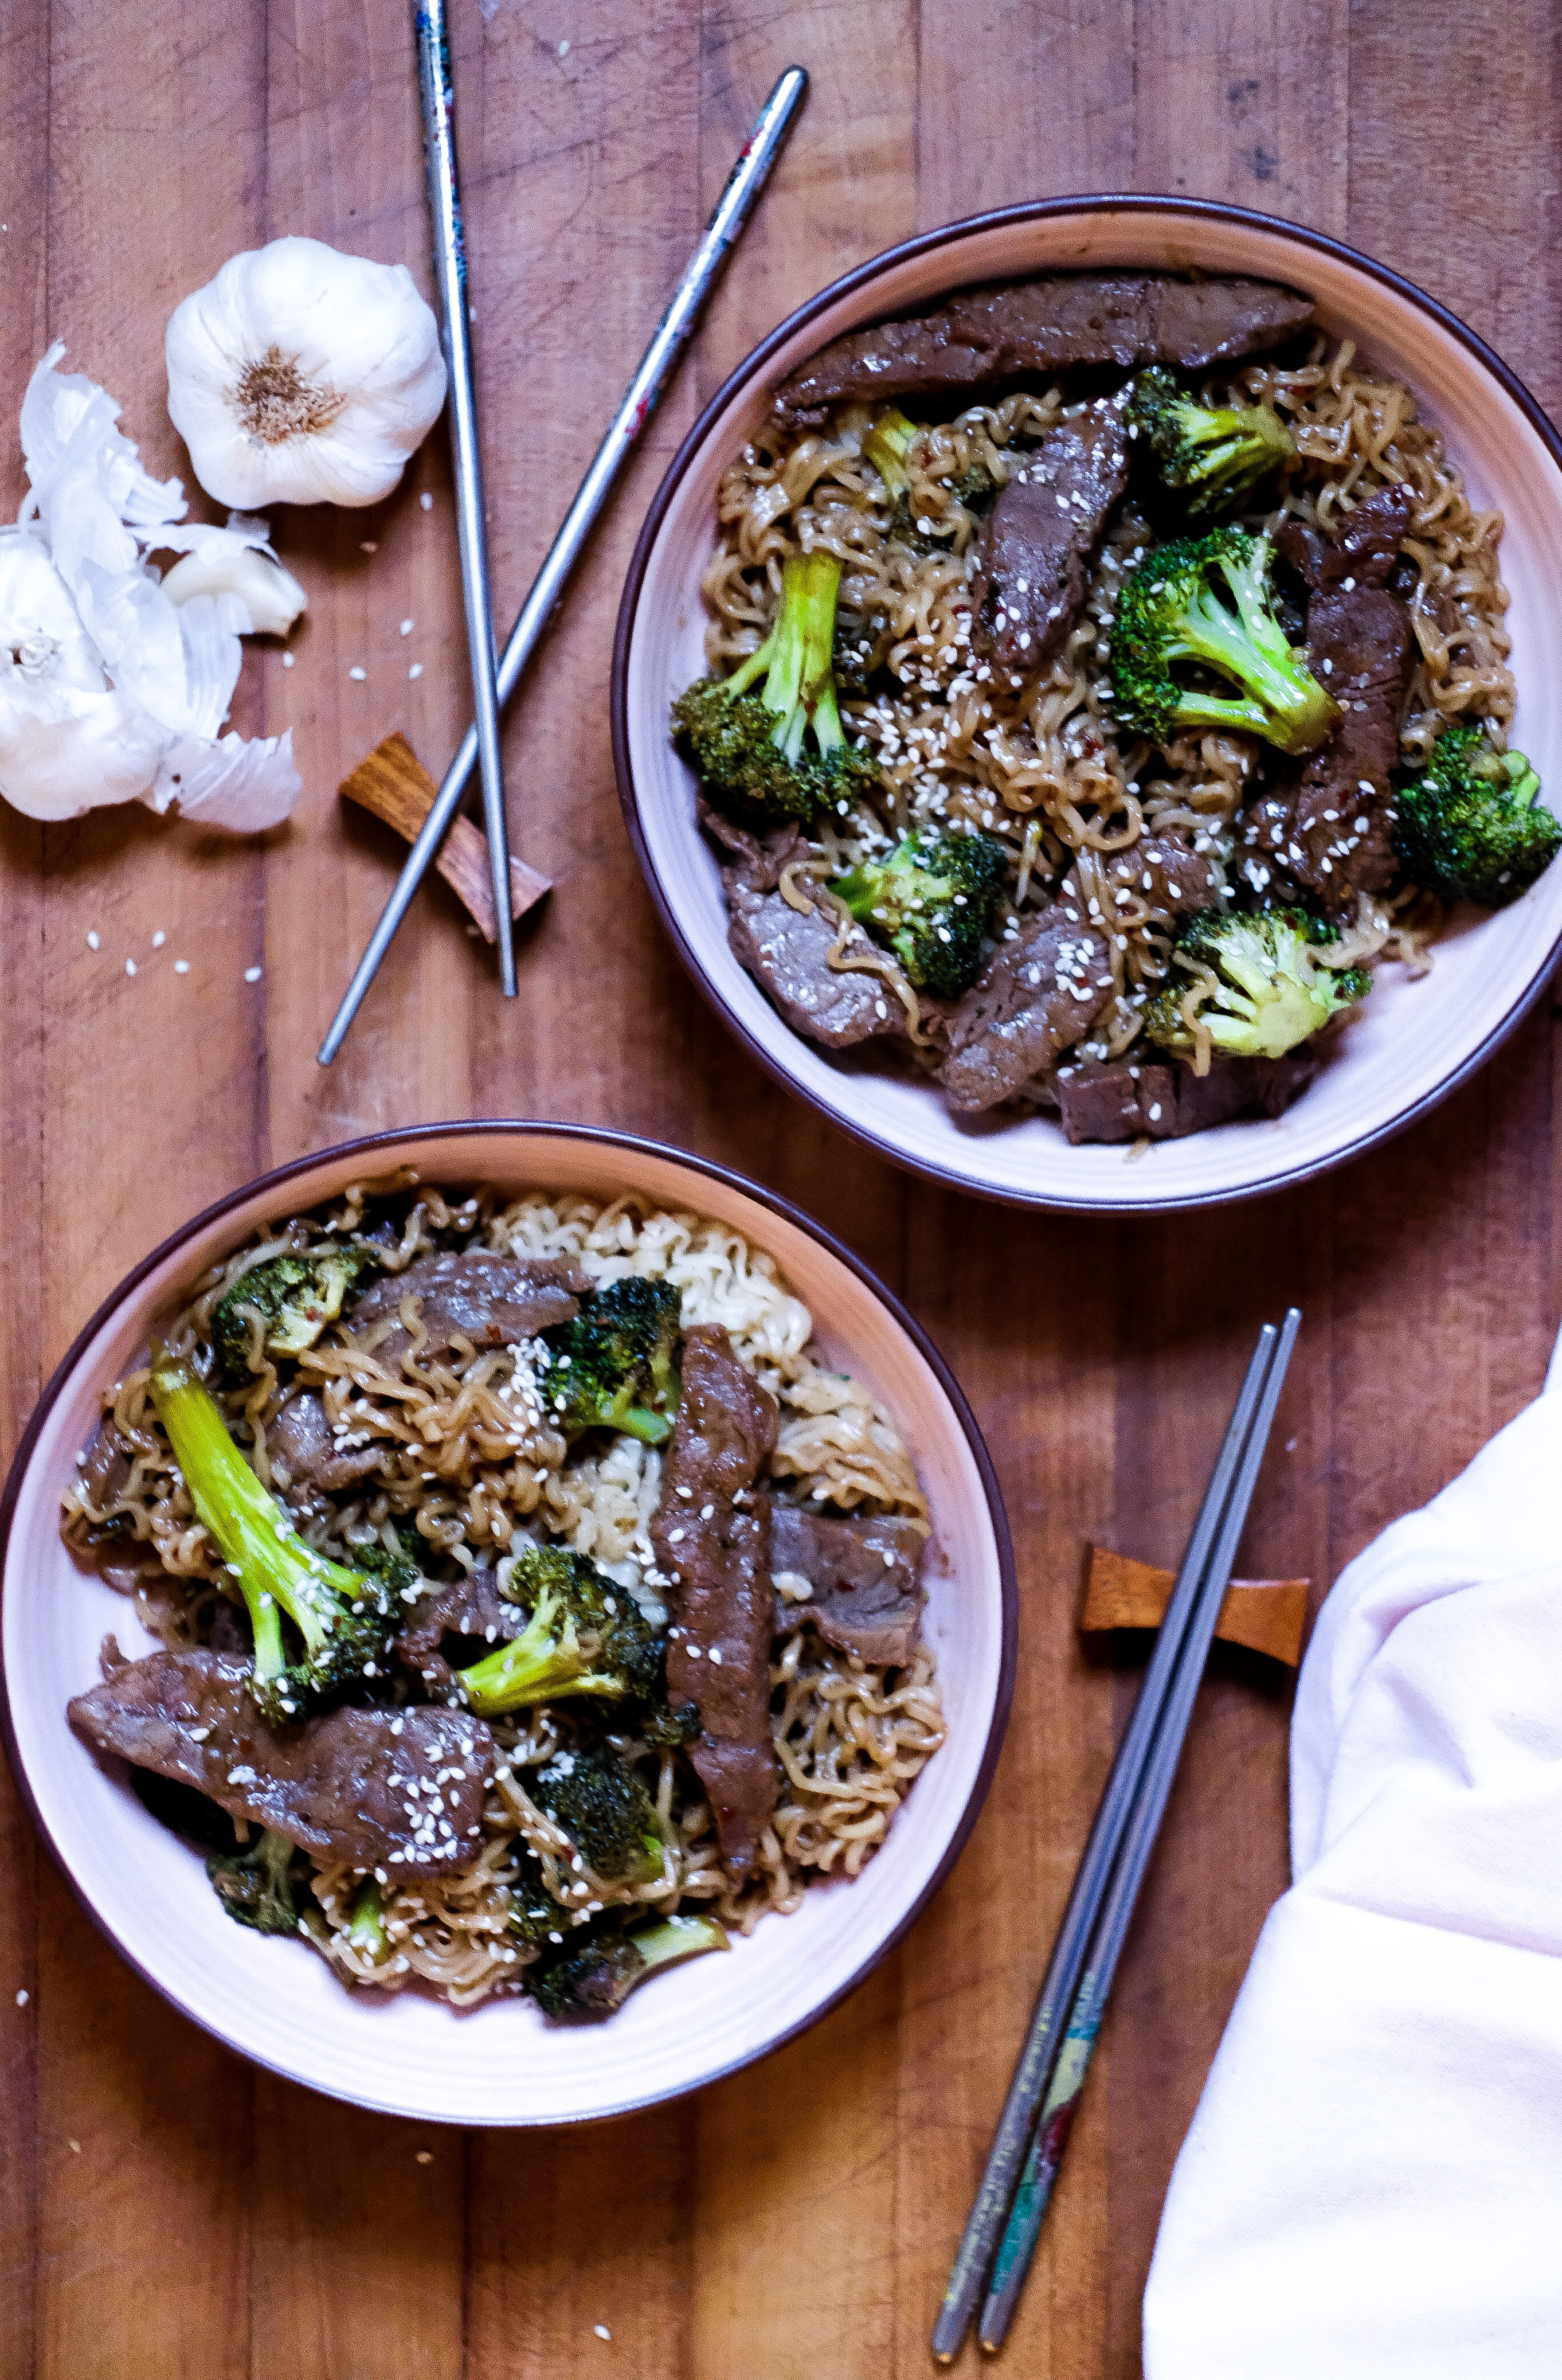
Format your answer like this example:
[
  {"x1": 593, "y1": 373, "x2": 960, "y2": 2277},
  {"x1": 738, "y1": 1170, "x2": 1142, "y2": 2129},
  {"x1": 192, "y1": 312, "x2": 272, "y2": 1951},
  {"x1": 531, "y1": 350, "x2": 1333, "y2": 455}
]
[
  {"x1": 1127, "y1": 366, "x2": 1295, "y2": 519},
  {"x1": 149, "y1": 1346, "x2": 413, "y2": 1722},
  {"x1": 541, "y1": 1277, "x2": 681, "y2": 1445},
  {"x1": 508, "y1": 1842, "x2": 571, "y2": 1949},
  {"x1": 671, "y1": 549, "x2": 883, "y2": 826},
  {"x1": 208, "y1": 1827, "x2": 302, "y2": 1935},
  {"x1": 212, "y1": 1249, "x2": 375, "y2": 1379},
  {"x1": 1110, "y1": 527, "x2": 1340, "y2": 755},
  {"x1": 527, "y1": 1912, "x2": 730, "y2": 2020},
  {"x1": 455, "y1": 1543, "x2": 664, "y2": 1715},
  {"x1": 830, "y1": 828, "x2": 1009, "y2": 998},
  {"x1": 1393, "y1": 725, "x2": 1559, "y2": 906},
  {"x1": 1144, "y1": 905, "x2": 1372, "y2": 1060},
  {"x1": 530, "y1": 1744, "x2": 667, "y2": 1884}
]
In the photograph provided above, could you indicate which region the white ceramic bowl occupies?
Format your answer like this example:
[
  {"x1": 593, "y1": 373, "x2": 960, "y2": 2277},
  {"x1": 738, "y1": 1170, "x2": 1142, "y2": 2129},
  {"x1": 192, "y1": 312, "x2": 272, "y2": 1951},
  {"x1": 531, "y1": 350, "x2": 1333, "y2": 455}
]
[
  {"x1": 614, "y1": 196, "x2": 1562, "y2": 1212},
  {"x1": 0, "y1": 1124, "x2": 1013, "y2": 2125}
]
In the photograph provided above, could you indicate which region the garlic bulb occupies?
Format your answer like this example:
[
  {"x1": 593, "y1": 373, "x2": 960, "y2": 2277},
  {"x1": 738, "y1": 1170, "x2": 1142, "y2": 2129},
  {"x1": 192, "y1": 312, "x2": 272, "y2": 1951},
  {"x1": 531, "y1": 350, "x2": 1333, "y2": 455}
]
[
  {"x1": 162, "y1": 519, "x2": 306, "y2": 636},
  {"x1": 1, "y1": 345, "x2": 300, "y2": 831},
  {"x1": 166, "y1": 237, "x2": 448, "y2": 509}
]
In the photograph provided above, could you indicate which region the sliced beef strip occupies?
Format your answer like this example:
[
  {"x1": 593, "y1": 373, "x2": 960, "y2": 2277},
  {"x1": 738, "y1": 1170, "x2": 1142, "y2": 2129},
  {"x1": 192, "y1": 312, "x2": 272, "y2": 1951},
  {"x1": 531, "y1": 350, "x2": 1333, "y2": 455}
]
[
  {"x1": 696, "y1": 792, "x2": 807, "y2": 894},
  {"x1": 970, "y1": 396, "x2": 1130, "y2": 674},
  {"x1": 770, "y1": 1502, "x2": 926, "y2": 1667},
  {"x1": 727, "y1": 878, "x2": 909, "y2": 1052},
  {"x1": 773, "y1": 273, "x2": 1314, "y2": 427},
  {"x1": 1056, "y1": 1049, "x2": 1317, "y2": 1143},
  {"x1": 1277, "y1": 482, "x2": 1415, "y2": 592},
  {"x1": 69, "y1": 1647, "x2": 495, "y2": 1877},
  {"x1": 1242, "y1": 487, "x2": 1416, "y2": 909},
  {"x1": 1241, "y1": 586, "x2": 1412, "y2": 908},
  {"x1": 939, "y1": 901, "x2": 1114, "y2": 1112},
  {"x1": 77, "y1": 1414, "x2": 132, "y2": 1510},
  {"x1": 648, "y1": 1325, "x2": 780, "y2": 1880},
  {"x1": 394, "y1": 1576, "x2": 526, "y2": 1697},
  {"x1": 267, "y1": 1391, "x2": 386, "y2": 1496},
  {"x1": 343, "y1": 1249, "x2": 590, "y2": 1369},
  {"x1": 1102, "y1": 833, "x2": 1220, "y2": 919}
]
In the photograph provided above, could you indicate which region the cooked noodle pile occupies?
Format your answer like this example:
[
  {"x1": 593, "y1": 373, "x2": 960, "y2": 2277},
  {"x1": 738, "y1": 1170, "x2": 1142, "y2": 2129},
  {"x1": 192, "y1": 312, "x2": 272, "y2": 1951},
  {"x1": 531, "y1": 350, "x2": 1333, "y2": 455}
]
[
  {"x1": 699, "y1": 337, "x2": 1516, "y2": 1073},
  {"x1": 62, "y1": 1178, "x2": 945, "y2": 2007}
]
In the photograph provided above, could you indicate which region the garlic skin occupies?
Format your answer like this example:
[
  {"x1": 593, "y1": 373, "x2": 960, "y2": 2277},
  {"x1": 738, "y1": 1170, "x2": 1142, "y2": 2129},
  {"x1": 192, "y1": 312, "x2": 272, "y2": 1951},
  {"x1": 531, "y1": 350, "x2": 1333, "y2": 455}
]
[
  {"x1": 1, "y1": 345, "x2": 300, "y2": 831},
  {"x1": 162, "y1": 530, "x2": 306, "y2": 636},
  {"x1": 166, "y1": 237, "x2": 448, "y2": 509}
]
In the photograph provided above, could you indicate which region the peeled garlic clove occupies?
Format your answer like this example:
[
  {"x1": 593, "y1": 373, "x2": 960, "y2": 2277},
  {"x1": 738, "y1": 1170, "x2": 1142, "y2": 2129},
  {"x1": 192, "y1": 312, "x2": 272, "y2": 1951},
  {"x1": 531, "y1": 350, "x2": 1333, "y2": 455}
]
[
  {"x1": 162, "y1": 542, "x2": 306, "y2": 636},
  {"x1": 165, "y1": 236, "x2": 448, "y2": 510}
]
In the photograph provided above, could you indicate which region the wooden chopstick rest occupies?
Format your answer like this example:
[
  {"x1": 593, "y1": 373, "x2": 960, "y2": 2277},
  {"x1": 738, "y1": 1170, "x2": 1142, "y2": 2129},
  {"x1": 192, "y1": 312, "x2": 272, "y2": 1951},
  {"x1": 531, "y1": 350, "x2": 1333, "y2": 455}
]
[
  {"x1": 1081, "y1": 1545, "x2": 1309, "y2": 1668},
  {"x1": 339, "y1": 731, "x2": 552, "y2": 944}
]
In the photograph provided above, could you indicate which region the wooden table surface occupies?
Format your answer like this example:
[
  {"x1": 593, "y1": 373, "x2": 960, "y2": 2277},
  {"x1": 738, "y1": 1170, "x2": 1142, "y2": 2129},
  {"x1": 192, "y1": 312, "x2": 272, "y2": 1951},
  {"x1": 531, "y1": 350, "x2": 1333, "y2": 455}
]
[{"x1": 2, "y1": 3, "x2": 1559, "y2": 2373}]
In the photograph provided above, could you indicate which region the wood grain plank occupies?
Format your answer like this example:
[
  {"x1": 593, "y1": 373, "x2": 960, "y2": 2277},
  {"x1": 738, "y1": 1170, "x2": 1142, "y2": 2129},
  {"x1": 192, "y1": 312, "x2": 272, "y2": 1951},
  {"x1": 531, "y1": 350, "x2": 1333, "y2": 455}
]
[
  {"x1": 32, "y1": 2, "x2": 272, "y2": 2374},
  {"x1": 0, "y1": 7, "x2": 49, "y2": 2369},
  {"x1": 2, "y1": 6, "x2": 1560, "y2": 2378}
]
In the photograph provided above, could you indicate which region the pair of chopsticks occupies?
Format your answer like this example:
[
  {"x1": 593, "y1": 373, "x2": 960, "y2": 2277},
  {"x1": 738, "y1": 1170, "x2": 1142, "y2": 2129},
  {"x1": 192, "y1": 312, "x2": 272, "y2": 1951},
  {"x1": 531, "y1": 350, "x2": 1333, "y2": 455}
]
[
  {"x1": 933, "y1": 1308, "x2": 1302, "y2": 2362},
  {"x1": 318, "y1": 58, "x2": 810, "y2": 1064}
]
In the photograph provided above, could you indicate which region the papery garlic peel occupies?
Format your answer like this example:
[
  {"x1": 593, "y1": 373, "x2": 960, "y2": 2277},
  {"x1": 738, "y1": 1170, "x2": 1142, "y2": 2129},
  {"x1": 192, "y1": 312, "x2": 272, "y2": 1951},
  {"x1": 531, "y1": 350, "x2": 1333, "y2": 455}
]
[
  {"x1": 1, "y1": 344, "x2": 300, "y2": 831},
  {"x1": 166, "y1": 236, "x2": 448, "y2": 509}
]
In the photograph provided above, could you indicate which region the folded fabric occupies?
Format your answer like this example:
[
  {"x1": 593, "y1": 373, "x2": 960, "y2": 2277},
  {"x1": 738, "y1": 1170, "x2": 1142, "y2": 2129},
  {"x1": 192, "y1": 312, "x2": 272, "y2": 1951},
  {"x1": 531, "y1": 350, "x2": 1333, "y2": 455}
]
[{"x1": 1142, "y1": 1346, "x2": 1562, "y2": 2378}]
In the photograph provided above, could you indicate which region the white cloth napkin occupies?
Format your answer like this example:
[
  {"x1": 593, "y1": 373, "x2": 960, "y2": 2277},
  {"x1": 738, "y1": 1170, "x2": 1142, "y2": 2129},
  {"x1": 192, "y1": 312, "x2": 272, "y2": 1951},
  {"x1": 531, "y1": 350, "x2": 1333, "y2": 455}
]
[{"x1": 1142, "y1": 1339, "x2": 1562, "y2": 2378}]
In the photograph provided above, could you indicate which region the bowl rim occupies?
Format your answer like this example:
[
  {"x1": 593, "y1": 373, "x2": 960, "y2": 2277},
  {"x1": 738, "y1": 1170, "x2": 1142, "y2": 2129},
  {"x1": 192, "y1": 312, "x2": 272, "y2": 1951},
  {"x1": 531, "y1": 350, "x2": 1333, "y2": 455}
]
[
  {"x1": 0, "y1": 1118, "x2": 1017, "y2": 2121},
  {"x1": 612, "y1": 190, "x2": 1562, "y2": 1214}
]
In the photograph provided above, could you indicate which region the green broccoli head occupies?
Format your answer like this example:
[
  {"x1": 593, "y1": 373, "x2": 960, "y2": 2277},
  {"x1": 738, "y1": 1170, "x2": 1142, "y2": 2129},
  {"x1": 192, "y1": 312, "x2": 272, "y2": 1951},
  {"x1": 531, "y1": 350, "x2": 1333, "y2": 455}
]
[
  {"x1": 829, "y1": 828, "x2": 1009, "y2": 999},
  {"x1": 530, "y1": 1744, "x2": 666, "y2": 1884},
  {"x1": 208, "y1": 1827, "x2": 302, "y2": 1935},
  {"x1": 527, "y1": 1912, "x2": 730, "y2": 2021},
  {"x1": 1393, "y1": 725, "x2": 1559, "y2": 906},
  {"x1": 1144, "y1": 905, "x2": 1372, "y2": 1061},
  {"x1": 149, "y1": 1347, "x2": 413, "y2": 1722},
  {"x1": 541, "y1": 1277, "x2": 682, "y2": 1445},
  {"x1": 672, "y1": 549, "x2": 884, "y2": 827},
  {"x1": 455, "y1": 1543, "x2": 665, "y2": 1716},
  {"x1": 1127, "y1": 366, "x2": 1295, "y2": 519},
  {"x1": 1110, "y1": 527, "x2": 1341, "y2": 756},
  {"x1": 213, "y1": 1249, "x2": 375, "y2": 1379},
  {"x1": 508, "y1": 1842, "x2": 573, "y2": 1949}
]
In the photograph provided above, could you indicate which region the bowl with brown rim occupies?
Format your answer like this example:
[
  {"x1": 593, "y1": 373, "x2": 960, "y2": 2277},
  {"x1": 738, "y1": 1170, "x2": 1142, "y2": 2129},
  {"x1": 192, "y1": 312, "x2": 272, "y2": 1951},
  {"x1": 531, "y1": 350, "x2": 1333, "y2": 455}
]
[
  {"x1": 612, "y1": 194, "x2": 1562, "y2": 1211},
  {"x1": 0, "y1": 1123, "x2": 1013, "y2": 2124}
]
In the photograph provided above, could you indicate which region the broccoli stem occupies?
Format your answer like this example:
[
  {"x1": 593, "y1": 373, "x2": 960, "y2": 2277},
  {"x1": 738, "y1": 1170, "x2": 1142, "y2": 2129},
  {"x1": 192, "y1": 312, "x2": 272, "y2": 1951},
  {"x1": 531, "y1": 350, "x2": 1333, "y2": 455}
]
[
  {"x1": 862, "y1": 409, "x2": 917, "y2": 502},
  {"x1": 150, "y1": 1346, "x2": 370, "y2": 1698},
  {"x1": 347, "y1": 1877, "x2": 390, "y2": 1963},
  {"x1": 457, "y1": 1585, "x2": 619, "y2": 1716}
]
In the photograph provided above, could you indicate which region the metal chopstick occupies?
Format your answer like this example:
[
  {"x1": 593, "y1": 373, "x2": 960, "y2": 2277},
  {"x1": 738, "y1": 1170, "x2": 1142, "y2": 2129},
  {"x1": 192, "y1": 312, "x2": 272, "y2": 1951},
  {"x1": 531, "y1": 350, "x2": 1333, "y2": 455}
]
[
  {"x1": 931, "y1": 1316, "x2": 1290, "y2": 2365},
  {"x1": 413, "y1": 0, "x2": 515, "y2": 996},
  {"x1": 976, "y1": 1307, "x2": 1302, "y2": 2355},
  {"x1": 318, "y1": 64, "x2": 810, "y2": 1065}
]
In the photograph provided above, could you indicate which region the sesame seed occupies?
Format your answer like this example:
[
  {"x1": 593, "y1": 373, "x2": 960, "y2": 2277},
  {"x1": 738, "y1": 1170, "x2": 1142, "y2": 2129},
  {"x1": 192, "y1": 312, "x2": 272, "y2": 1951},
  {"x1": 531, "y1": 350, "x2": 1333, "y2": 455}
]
[
  {"x1": 244, "y1": 965, "x2": 263, "y2": 983},
  {"x1": 151, "y1": 930, "x2": 166, "y2": 948},
  {"x1": 281, "y1": 651, "x2": 295, "y2": 667},
  {"x1": 415, "y1": 2149, "x2": 433, "y2": 2165},
  {"x1": 15, "y1": 1990, "x2": 27, "y2": 2007},
  {"x1": 360, "y1": 540, "x2": 378, "y2": 554},
  {"x1": 86, "y1": 931, "x2": 100, "y2": 950},
  {"x1": 174, "y1": 960, "x2": 190, "y2": 975},
  {"x1": 349, "y1": 665, "x2": 367, "y2": 681},
  {"x1": 124, "y1": 959, "x2": 136, "y2": 977},
  {"x1": 420, "y1": 491, "x2": 434, "y2": 511},
  {"x1": 409, "y1": 663, "x2": 424, "y2": 680},
  {"x1": 594, "y1": 2327, "x2": 612, "y2": 2342},
  {"x1": 400, "y1": 619, "x2": 414, "y2": 636}
]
